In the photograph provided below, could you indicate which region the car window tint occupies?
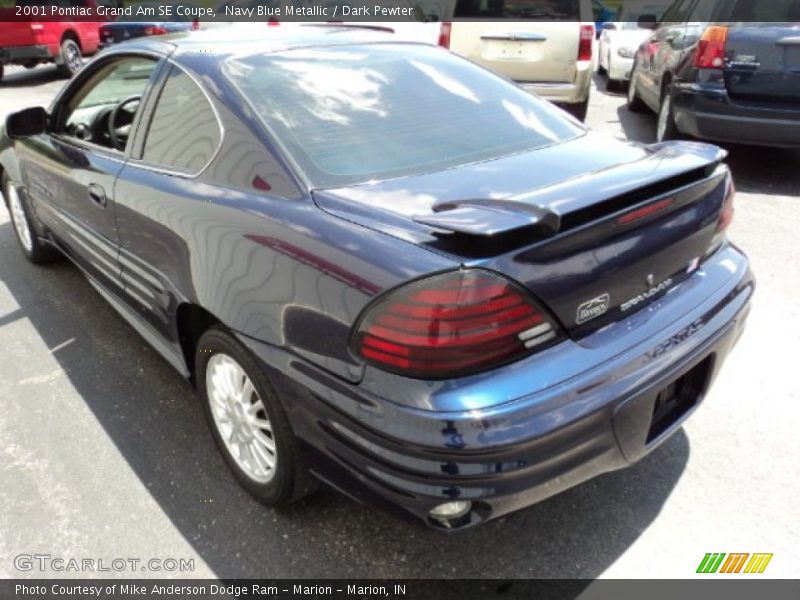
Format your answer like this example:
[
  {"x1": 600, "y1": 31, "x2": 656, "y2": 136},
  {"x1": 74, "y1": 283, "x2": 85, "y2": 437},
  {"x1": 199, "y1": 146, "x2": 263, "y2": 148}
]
[
  {"x1": 687, "y1": 0, "x2": 715, "y2": 21},
  {"x1": 225, "y1": 44, "x2": 584, "y2": 188},
  {"x1": 61, "y1": 57, "x2": 157, "y2": 151},
  {"x1": 661, "y1": 0, "x2": 692, "y2": 22},
  {"x1": 728, "y1": 0, "x2": 800, "y2": 21},
  {"x1": 454, "y1": 0, "x2": 581, "y2": 20},
  {"x1": 141, "y1": 66, "x2": 221, "y2": 173}
]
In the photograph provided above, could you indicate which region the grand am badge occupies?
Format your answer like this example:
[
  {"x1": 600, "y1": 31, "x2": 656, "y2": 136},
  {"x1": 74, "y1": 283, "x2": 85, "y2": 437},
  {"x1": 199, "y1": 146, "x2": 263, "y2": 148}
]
[
  {"x1": 621, "y1": 277, "x2": 674, "y2": 312},
  {"x1": 576, "y1": 293, "x2": 610, "y2": 325}
]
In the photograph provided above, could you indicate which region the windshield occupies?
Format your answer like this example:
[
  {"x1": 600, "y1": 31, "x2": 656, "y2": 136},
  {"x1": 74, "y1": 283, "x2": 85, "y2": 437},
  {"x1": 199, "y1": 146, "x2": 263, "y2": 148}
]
[{"x1": 224, "y1": 44, "x2": 583, "y2": 188}]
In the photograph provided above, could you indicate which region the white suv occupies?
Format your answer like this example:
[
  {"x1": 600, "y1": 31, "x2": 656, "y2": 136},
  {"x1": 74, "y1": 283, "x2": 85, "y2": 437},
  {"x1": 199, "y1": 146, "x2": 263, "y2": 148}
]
[{"x1": 425, "y1": 0, "x2": 595, "y2": 120}]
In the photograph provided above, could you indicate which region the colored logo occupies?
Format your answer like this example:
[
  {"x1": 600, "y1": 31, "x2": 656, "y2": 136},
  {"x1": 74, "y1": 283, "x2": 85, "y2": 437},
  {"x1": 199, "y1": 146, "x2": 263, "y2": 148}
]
[{"x1": 697, "y1": 553, "x2": 773, "y2": 574}]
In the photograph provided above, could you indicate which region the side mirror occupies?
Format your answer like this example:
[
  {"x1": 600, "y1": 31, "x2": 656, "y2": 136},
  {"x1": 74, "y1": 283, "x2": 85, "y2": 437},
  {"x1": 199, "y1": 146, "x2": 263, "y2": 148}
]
[
  {"x1": 637, "y1": 14, "x2": 658, "y2": 30},
  {"x1": 603, "y1": 22, "x2": 617, "y2": 30},
  {"x1": 6, "y1": 107, "x2": 48, "y2": 139}
]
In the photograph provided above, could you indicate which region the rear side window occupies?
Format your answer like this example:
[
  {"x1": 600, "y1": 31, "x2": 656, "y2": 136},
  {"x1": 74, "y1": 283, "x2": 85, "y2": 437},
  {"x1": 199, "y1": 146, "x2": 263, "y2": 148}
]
[
  {"x1": 661, "y1": 0, "x2": 693, "y2": 22},
  {"x1": 454, "y1": 0, "x2": 581, "y2": 20},
  {"x1": 141, "y1": 66, "x2": 221, "y2": 174}
]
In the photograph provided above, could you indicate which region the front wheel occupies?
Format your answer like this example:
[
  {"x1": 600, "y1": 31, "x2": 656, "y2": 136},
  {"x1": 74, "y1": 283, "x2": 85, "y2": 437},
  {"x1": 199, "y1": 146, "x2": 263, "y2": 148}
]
[
  {"x1": 2, "y1": 174, "x2": 59, "y2": 264},
  {"x1": 196, "y1": 327, "x2": 315, "y2": 506},
  {"x1": 656, "y1": 85, "x2": 681, "y2": 142},
  {"x1": 627, "y1": 62, "x2": 648, "y2": 113},
  {"x1": 56, "y1": 39, "x2": 82, "y2": 77}
]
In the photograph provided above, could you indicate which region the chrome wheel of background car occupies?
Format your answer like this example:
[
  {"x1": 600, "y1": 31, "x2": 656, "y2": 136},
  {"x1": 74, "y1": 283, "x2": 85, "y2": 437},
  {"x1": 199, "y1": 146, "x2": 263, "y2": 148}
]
[
  {"x1": 657, "y1": 94, "x2": 672, "y2": 142},
  {"x1": 206, "y1": 353, "x2": 277, "y2": 484},
  {"x1": 57, "y1": 39, "x2": 82, "y2": 77},
  {"x1": 7, "y1": 182, "x2": 33, "y2": 253}
]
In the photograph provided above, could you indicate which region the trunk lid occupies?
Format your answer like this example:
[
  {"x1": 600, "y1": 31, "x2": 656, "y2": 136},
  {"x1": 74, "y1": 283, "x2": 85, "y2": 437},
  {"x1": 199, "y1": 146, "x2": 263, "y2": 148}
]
[
  {"x1": 724, "y1": 24, "x2": 800, "y2": 104},
  {"x1": 314, "y1": 135, "x2": 730, "y2": 337}
]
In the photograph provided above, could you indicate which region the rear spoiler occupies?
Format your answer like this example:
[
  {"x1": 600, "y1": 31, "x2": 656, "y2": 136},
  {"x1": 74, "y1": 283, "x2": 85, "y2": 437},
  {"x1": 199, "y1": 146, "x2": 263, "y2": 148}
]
[{"x1": 412, "y1": 142, "x2": 727, "y2": 238}]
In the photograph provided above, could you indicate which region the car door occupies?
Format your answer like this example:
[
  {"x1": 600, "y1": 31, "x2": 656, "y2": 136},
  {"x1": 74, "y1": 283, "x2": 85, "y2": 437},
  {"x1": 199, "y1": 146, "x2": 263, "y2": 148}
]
[
  {"x1": 18, "y1": 54, "x2": 161, "y2": 295},
  {"x1": 638, "y1": 0, "x2": 695, "y2": 106},
  {"x1": 112, "y1": 63, "x2": 225, "y2": 346}
]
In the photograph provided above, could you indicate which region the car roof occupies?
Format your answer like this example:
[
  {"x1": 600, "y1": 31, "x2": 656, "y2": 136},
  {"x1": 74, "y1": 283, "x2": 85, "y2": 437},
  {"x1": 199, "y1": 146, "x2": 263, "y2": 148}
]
[{"x1": 117, "y1": 24, "x2": 421, "y2": 63}]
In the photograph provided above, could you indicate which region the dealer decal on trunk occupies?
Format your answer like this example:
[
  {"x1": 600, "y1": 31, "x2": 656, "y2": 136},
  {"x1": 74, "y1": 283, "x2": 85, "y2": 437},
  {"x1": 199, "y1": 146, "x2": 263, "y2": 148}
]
[{"x1": 576, "y1": 293, "x2": 610, "y2": 325}]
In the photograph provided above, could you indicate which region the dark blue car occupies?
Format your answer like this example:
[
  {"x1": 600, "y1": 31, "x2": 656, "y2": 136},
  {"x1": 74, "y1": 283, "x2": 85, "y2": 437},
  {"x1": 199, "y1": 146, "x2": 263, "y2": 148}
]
[{"x1": 0, "y1": 27, "x2": 753, "y2": 530}]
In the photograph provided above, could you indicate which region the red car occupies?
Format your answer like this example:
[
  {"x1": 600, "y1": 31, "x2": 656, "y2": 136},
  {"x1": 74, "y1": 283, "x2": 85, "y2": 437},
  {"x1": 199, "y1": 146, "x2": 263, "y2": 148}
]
[{"x1": 0, "y1": 1, "x2": 108, "y2": 80}]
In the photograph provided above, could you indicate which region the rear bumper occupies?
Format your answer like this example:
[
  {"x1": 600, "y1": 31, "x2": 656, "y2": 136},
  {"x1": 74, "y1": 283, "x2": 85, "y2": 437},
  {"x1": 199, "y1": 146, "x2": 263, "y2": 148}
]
[
  {"x1": 673, "y1": 83, "x2": 800, "y2": 148},
  {"x1": 516, "y1": 60, "x2": 593, "y2": 105},
  {"x1": 238, "y1": 244, "x2": 753, "y2": 529},
  {"x1": 0, "y1": 45, "x2": 52, "y2": 64}
]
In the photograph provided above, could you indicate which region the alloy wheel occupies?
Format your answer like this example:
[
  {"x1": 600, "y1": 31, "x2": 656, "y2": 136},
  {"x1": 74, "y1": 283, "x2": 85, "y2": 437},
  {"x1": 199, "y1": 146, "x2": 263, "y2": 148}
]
[
  {"x1": 7, "y1": 183, "x2": 33, "y2": 252},
  {"x1": 657, "y1": 93, "x2": 672, "y2": 142},
  {"x1": 206, "y1": 353, "x2": 277, "y2": 483}
]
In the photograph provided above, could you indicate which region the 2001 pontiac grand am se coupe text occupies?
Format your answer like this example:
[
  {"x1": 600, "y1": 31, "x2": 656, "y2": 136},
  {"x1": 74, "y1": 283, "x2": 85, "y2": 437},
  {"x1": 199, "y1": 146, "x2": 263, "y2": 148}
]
[{"x1": 0, "y1": 27, "x2": 753, "y2": 530}]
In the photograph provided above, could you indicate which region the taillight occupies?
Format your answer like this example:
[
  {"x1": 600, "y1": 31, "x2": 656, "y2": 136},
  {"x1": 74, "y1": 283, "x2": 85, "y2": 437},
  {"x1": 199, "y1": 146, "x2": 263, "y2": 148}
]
[
  {"x1": 717, "y1": 176, "x2": 735, "y2": 232},
  {"x1": 578, "y1": 25, "x2": 594, "y2": 61},
  {"x1": 143, "y1": 25, "x2": 168, "y2": 36},
  {"x1": 351, "y1": 270, "x2": 561, "y2": 379},
  {"x1": 191, "y1": 18, "x2": 199, "y2": 31},
  {"x1": 706, "y1": 175, "x2": 735, "y2": 258},
  {"x1": 267, "y1": 17, "x2": 280, "y2": 26},
  {"x1": 696, "y1": 26, "x2": 728, "y2": 69},
  {"x1": 438, "y1": 22, "x2": 451, "y2": 49}
]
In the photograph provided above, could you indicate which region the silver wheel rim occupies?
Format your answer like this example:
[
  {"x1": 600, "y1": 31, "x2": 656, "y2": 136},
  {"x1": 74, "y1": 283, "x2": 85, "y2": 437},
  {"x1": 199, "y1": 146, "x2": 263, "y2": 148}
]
[
  {"x1": 207, "y1": 353, "x2": 277, "y2": 483},
  {"x1": 7, "y1": 183, "x2": 33, "y2": 252},
  {"x1": 657, "y1": 94, "x2": 671, "y2": 141},
  {"x1": 65, "y1": 43, "x2": 81, "y2": 72},
  {"x1": 627, "y1": 73, "x2": 637, "y2": 103}
]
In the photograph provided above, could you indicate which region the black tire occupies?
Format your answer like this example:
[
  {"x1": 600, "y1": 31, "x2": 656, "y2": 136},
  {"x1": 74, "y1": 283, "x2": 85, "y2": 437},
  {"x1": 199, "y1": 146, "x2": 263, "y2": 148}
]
[
  {"x1": 597, "y1": 63, "x2": 607, "y2": 76},
  {"x1": 2, "y1": 174, "x2": 59, "y2": 264},
  {"x1": 196, "y1": 327, "x2": 315, "y2": 506},
  {"x1": 627, "y1": 61, "x2": 648, "y2": 113},
  {"x1": 565, "y1": 96, "x2": 589, "y2": 122},
  {"x1": 656, "y1": 83, "x2": 681, "y2": 142},
  {"x1": 56, "y1": 38, "x2": 82, "y2": 78}
]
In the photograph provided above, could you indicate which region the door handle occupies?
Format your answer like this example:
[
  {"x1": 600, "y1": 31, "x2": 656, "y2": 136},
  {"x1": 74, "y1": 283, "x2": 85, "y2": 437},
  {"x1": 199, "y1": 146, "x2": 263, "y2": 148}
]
[{"x1": 88, "y1": 183, "x2": 107, "y2": 208}]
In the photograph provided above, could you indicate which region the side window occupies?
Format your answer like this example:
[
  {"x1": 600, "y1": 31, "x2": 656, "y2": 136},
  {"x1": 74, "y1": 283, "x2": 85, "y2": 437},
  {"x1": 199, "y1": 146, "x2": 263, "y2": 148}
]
[
  {"x1": 60, "y1": 57, "x2": 157, "y2": 152},
  {"x1": 662, "y1": 0, "x2": 693, "y2": 22},
  {"x1": 140, "y1": 66, "x2": 221, "y2": 173},
  {"x1": 687, "y1": 0, "x2": 715, "y2": 22}
]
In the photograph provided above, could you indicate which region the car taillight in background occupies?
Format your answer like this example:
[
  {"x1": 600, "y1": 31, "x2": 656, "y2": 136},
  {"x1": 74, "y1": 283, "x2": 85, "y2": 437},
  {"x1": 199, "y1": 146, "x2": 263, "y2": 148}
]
[
  {"x1": 351, "y1": 269, "x2": 561, "y2": 379},
  {"x1": 578, "y1": 25, "x2": 594, "y2": 61},
  {"x1": 696, "y1": 26, "x2": 728, "y2": 69},
  {"x1": 438, "y1": 22, "x2": 451, "y2": 49},
  {"x1": 191, "y1": 18, "x2": 199, "y2": 31},
  {"x1": 143, "y1": 25, "x2": 168, "y2": 36}
]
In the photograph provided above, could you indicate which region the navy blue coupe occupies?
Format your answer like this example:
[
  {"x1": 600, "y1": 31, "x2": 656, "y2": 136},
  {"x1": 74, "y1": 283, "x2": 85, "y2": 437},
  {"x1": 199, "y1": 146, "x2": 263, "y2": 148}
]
[{"x1": 0, "y1": 27, "x2": 753, "y2": 529}]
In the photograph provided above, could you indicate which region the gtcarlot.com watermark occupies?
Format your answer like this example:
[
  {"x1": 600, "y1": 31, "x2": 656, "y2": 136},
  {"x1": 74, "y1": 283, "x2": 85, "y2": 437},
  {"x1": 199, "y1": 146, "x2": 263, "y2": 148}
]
[{"x1": 14, "y1": 554, "x2": 194, "y2": 573}]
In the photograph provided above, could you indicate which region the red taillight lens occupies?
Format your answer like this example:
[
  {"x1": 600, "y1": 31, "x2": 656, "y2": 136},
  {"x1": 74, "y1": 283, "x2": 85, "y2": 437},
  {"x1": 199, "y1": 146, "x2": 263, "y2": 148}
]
[
  {"x1": 717, "y1": 176, "x2": 735, "y2": 232},
  {"x1": 267, "y1": 17, "x2": 280, "y2": 26},
  {"x1": 191, "y1": 18, "x2": 199, "y2": 31},
  {"x1": 143, "y1": 25, "x2": 168, "y2": 36},
  {"x1": 578, "y1": 25, "x2": 594, "y2": 61},
  {"x1": 696, "y1": 26, "x2": 728, "y2": 69},
  {"x1": 438, "y1": 22, "x2": 452, "y2": 49},
  {"x1": 352, "y1": 270, "x2": 561, "y2": 379}
]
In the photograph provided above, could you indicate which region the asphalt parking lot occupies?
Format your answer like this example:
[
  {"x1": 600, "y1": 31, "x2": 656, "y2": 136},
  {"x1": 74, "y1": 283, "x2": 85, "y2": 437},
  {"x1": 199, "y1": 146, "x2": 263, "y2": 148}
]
[{"x1": 1, "y1": 63, "x2": 799, "y2": 580}]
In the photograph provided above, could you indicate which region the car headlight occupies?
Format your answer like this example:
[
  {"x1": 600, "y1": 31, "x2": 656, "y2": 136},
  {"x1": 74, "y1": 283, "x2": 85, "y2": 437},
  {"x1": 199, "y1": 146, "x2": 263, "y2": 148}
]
[{"x1": 617, "y1": 47, "x2": 636, "y2": 59}]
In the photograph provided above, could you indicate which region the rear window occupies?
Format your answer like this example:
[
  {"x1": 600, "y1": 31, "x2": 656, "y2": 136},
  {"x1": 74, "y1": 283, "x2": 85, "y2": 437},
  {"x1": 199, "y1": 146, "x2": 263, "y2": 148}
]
[
  {"x1": 224, "y1": 44, "x2": 583, "y2": 188},
  {"x1": 454, "y1": 0, "x2": 581, "y2": 19},
  {"x1": 727, "y1": 0, "x2": 800, "y2": 21}
]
